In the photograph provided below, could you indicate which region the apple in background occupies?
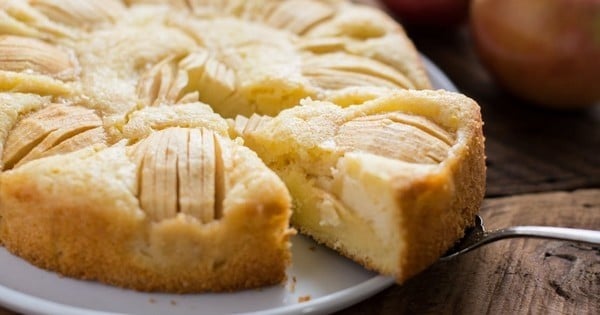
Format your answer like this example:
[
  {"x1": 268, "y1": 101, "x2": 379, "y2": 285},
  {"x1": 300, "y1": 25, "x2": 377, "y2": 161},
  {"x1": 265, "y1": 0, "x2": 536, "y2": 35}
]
[
  {"x1": 470, "y1": 0, "x2": 600, "y2": 108},
  {"x1": 380, "y1": 0, "x2": 470, "y2": 27}
]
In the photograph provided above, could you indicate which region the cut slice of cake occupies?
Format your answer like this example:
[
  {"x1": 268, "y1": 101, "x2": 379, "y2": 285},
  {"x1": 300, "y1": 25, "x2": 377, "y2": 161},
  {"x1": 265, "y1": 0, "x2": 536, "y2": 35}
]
[{"x1": 236, "y1": 88, "x2": 486, "y2": 282}]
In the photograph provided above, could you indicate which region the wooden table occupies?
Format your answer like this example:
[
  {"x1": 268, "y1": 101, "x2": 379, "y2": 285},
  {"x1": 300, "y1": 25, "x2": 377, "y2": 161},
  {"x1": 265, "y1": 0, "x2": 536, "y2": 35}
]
[{"x1": 1, "y1": 1, "x2": 598, "y2": 315}]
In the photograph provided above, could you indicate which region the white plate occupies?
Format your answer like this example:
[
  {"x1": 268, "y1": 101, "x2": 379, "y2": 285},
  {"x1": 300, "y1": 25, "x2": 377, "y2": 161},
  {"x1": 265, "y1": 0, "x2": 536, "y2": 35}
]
[{"x1": 0, "y1": 55, "x2": 456, "y2": 315}]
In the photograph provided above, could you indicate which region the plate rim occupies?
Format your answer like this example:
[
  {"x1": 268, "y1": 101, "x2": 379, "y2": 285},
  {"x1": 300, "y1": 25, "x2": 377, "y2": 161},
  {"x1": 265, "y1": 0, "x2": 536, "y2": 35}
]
[{"x1": 0, "y1": 53, "x2": 456, "y2": 315}]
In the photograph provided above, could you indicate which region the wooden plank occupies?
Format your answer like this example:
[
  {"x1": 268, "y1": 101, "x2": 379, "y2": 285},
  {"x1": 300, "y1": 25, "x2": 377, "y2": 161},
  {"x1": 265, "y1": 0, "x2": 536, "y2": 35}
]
[{"x1": 337, "y1": 189, "x2": 600, "y2": 314}]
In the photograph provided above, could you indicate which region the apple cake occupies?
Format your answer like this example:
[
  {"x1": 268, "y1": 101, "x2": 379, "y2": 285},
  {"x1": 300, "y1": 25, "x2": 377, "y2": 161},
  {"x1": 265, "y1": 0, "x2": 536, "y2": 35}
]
[{"x1": 0, "y1": 0, "x2": 485, "y2": 292}]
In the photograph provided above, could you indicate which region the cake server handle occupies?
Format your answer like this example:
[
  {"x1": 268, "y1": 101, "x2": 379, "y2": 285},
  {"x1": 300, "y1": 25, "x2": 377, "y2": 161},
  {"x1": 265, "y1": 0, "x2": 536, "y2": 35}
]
[{"x1": 440, "y1": 216, "x2": 600, "y2": 261}]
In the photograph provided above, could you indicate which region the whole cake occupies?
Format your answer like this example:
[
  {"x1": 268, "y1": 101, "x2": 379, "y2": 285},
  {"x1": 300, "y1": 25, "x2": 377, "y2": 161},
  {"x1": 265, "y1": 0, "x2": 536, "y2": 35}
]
[{"x1": 0, "y1": 0, "x2": 485, "y2": 292}]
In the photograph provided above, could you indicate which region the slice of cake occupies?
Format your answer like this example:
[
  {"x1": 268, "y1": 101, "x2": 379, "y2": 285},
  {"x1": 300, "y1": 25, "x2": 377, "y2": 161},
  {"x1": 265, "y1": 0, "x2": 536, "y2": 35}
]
[{"x1": 236, "y1": 88, "x2": 486, "y2": 283}]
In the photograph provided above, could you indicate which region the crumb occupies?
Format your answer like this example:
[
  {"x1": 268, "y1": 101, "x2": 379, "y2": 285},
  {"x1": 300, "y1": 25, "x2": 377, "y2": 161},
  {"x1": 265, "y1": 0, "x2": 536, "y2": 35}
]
[
  {"x1": 149, "y1": 298, "x2": 156, "y2": 304},
  {"x1": 170, "y1": 300, "x2": 177, "y2": 306},
  {"x1": 309, "y1": 246, "x2": 316, "y2": 251},
  {"x1": 298, "y1": 295, "x2": 311, "y2": 303},
  {"x1": 288, "y1": 276, "x2": 297, "y2": 293}
]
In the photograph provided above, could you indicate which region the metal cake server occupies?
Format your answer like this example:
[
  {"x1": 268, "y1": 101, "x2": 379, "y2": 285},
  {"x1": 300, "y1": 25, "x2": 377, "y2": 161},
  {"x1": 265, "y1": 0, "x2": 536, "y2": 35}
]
[{"x1": 440, "y1": 215, "x2": 600, "y2": 261}]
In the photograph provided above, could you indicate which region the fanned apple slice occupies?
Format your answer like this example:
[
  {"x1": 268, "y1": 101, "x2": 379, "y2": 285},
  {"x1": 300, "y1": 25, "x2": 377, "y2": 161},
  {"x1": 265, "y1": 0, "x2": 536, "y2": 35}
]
[
  {"x1": 29, "y1": 0, "x2": 125, "y2": 29},
  {"x1": 303, "y1": 68, "x2": 399, "y2": 90},
  {"x1": 302, "y1": 53, "x2": 413, "y2": 89},
  {"x1": 335, "y1": 112, "x2": 453, "y2": 164},
  {"x1": 0, "y1": 35, "x2": 78, "y2": 80},
  {"x1": 137, "y1": 55, "x2": 193, "y2": 107},
  {"x1": 0, "y1": 0, "x2": 77, "y2": 39},
  {"x1": 2, "y1": 103, "x2": 105, "y2": 170},
  {"x1": 263, "y1": 0, "x2": 334, "y2": 35},
  {"x1": 130, "y1": 127, "x2": 227, "y2": 224},
  {"x1": 0, "y1": 93, "x2": 49, "y2": 161},
  {"x1": 304, "y1": 4, "x2": 430, "y2": 90},
  {"x1": 0, "y1": 35, "x2": 77, "y2": 95}
]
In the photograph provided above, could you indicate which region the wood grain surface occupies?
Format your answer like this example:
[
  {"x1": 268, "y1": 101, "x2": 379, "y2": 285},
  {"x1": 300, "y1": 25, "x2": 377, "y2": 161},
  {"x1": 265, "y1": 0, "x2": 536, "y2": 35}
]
[
  {"x1": 1, "y1": 1, "x2": 598, "y2": 315},
  {"x1": 337, "y1": 189, "x2": 600, "y2": 314}
]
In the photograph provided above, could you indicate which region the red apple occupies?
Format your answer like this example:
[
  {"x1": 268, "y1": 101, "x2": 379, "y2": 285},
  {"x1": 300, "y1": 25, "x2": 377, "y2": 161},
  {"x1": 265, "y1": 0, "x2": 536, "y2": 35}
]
[
  {"x1": 380, "y1": 0, "x2": 470, "y2": 27},
  {"x1": 470, "y1": 0, "x2": 600, "y2": 108}
]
